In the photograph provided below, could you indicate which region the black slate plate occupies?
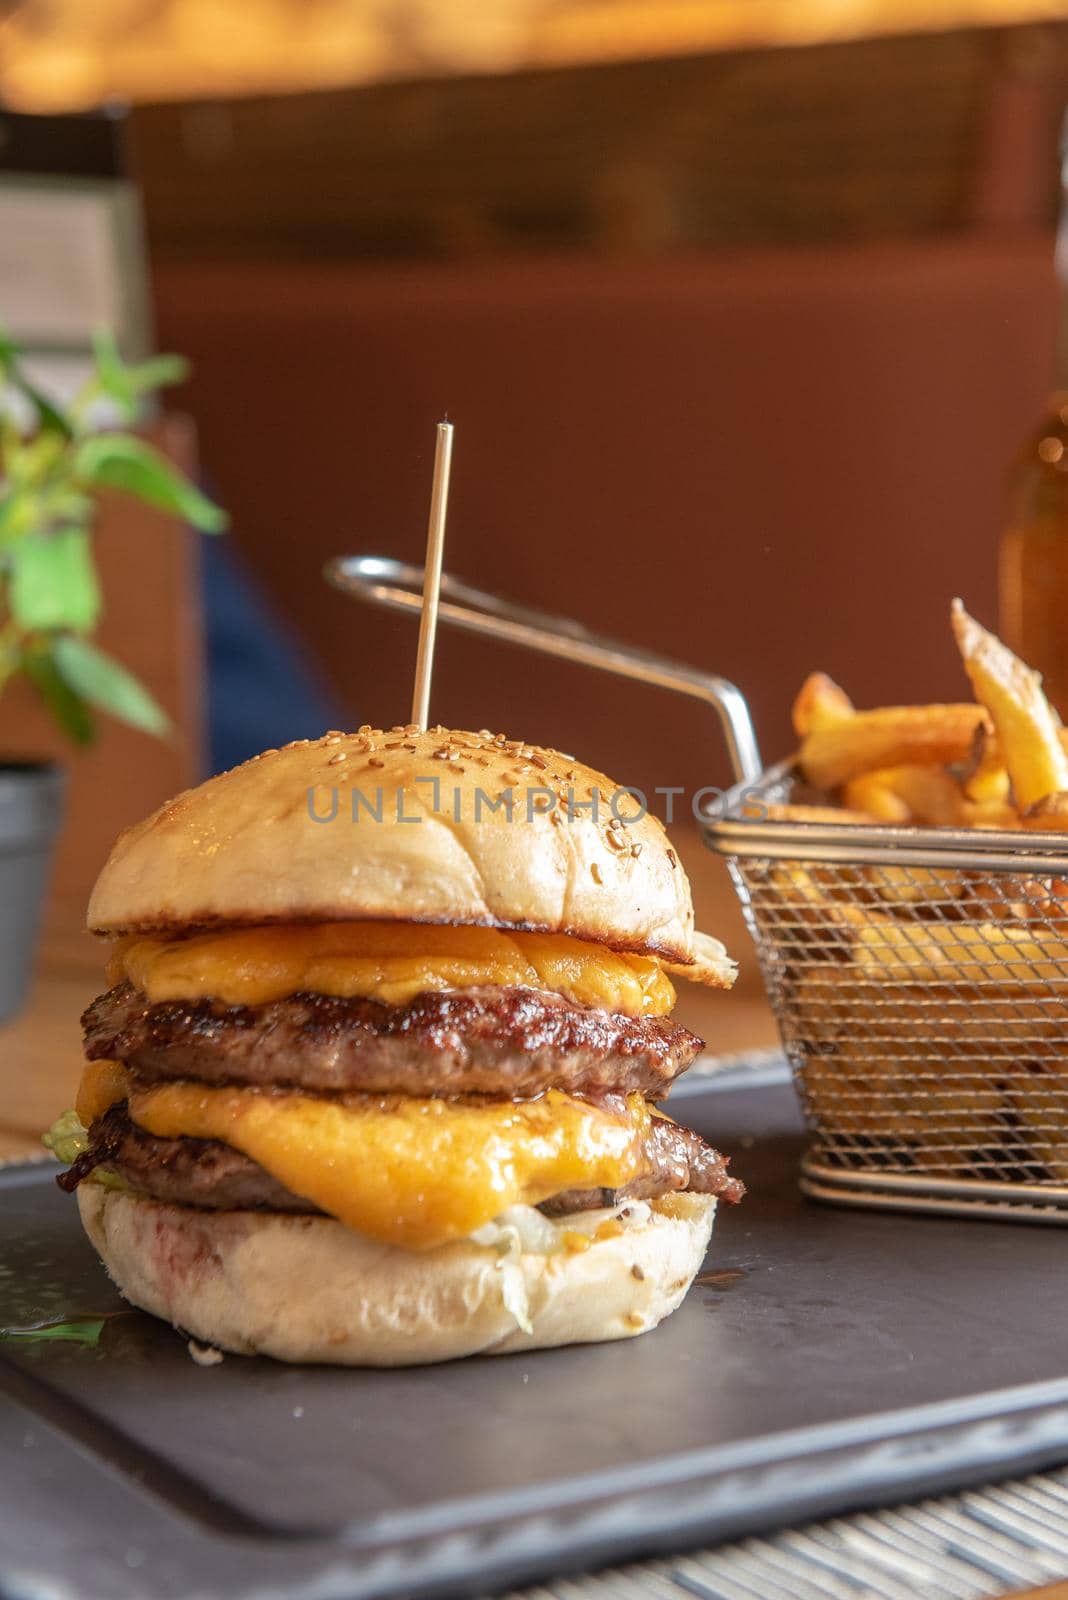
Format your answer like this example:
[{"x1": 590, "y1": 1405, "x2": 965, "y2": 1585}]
[{"x1": 2, "y1": 1067, "x2": 1068, "y2": 1600}]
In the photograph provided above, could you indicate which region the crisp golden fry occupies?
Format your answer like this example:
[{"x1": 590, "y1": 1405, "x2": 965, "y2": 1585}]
[
  {"x1": 951, "y1": 599, "x2": 1068, "y2": 811},
  {"x1": 892, "y1": 766, "x2": 999, "y2": 827},
  {"x1": 745, "y1": 801, "x2": 877, "y2": 824},
  {"x1": 798, "y1": 703, "x2": 988, "y2": 791},
  {"x1": 959, "y1": 799, "x2": 1019, "y2": 829},
  {"x1": 851, "y1": 914, "x2": 1068, "y2": 986},
  {"x1": 844, "y1": 764, "x2": 1014, "y2": 828},
  {"x1": 843, "y1": 765, "x2": 963, "y2": 827},
  {"x1": 793, "y1": 966, "x2": 1022, "y2": 1165},
  {"x1": 1020, "y1": 791, "x2": 1068, "y2": 831},
  {"x1": 865, "y1": 865, "x2": 966, "y2": 906},
  {"x1": 957, "y1": 722, "x2": 1010, "y2": 806},
  {"x1": 966, "y1": 872, "x2": 1068, "y2": 921},
  {"x1": 842, "y1": 771, "x2": 911, "y2": 823},
  {"x1": 792, "y1": 672, "x2": 855, "y2": 738}
]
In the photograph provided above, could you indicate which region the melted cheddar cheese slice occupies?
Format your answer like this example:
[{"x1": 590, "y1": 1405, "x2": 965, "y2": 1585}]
[
  {"x1": 111, "y1": 921, "x2": 676, "y2": 1016},
  {"x1": 77, "y1": 1060, "x2": 652, "y2": 1250}
]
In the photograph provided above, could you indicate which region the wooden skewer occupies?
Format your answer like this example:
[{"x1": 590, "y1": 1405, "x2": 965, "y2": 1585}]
[{"x1": 410, "y1": 421, "x2": 454, "y2": 730}]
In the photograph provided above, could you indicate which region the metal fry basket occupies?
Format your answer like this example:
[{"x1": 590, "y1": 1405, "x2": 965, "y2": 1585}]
[
  {"x1": 710, "y1": 774, "x2": 1068, "y2": 1223},
  {"x1": 328, "y1": 555, "x2": 1068, "y2": 1223}
]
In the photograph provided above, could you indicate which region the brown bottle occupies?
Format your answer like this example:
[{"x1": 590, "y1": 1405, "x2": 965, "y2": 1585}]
[
  {"x1": 1000, "y1": 397, "x2": 1068, "y2": 718},
  {"x1": 999, "y1": 120, "x2": 1068, "y2": 717}
]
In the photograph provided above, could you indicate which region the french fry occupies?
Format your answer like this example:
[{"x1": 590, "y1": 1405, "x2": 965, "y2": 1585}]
[
  {"x1": 864, "y1": 864, "x2": 965, "y2": 907},
  {"x1": 965, "y1": 872, "x2": 1068, "y2": 922},
  {"x1": 843, "y1": 765, "x2": 964, "y2": 827},
  {"x1": 793, "y1": 966, "x2": 1020, "y2": 1164},
  {"x1": 792, "y1": 672, "x2": 855, "y2": 738},
  {"x1": 798, "y1": 703, "x2": 989, "y2": 791},
  {"x1": 851, "y1": 914, "x2": 1068, "y2": 986},
  {"x1": 841, "y1": 771, "x2": 911, "y2": 823},
  {"x1": 1020, "y1": 791, "x2": 1068, "y2": 831},
  {"x1": 956, "y1": 721, "x2": 1010, "y2": 805},
  {"x1": 959, "y1": 799, "x2": 1019, "y2": 828},
  {"x1": 951, "y1": 599, "x2": 1068, "y2": 810},
  {"x1": 794, "y1": 967, "x2": 1054, "y2": 1170},
  {"x1": 746, "y1": 801, "x2": 877, "y2": 824}
]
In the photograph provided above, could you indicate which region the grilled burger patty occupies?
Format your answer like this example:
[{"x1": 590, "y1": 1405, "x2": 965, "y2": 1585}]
[
  {"x1": 83, "y1": 982, "x2": 703, "y2": 1098},
  {"x1": 61, "y1": 1103, "x2": 744, "y2": 1217}
]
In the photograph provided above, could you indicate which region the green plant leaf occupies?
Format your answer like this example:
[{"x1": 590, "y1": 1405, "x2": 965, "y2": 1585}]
[
  {"x1": 89, "y1": 328, "x2": 136, "y2": 418},
  {"x1": 9, "y1": 528, "x2": 101, "y2": 632},
  {"x1": 0, "y1": 335, "x2": 73, "y2": 438},
  {"x1": 73, "y1": 434, "x2": 227, "y2": 532},
  {"x1": 0, "y1": 492, "x2": 31, "y2": 544},
  {"x1": 52, "y1": 634, "x2": 170, "y2": 737},
  {"x1": 87, "y1": 332, "x2": 189, "y2": 424},
  {"x1": 38, "y1": 486, "x2": 94, "y2": 525},
  {"x1": 15, "y1": 377, "x2": 74, "y2": 439},
  {"x1": 22, "y1": 646, "x2": 97, "y2": 745},
  {"x1": 127, "y1": 354, "x2": 189, "y2": 393},
  {"x1": 7, "y1": 428, "x2": 66, "y2": 487}
]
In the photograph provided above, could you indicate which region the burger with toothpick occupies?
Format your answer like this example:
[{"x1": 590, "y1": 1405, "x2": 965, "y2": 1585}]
[{"x1": 48, "y1": 724, "x2": 744, "y2": 1365}]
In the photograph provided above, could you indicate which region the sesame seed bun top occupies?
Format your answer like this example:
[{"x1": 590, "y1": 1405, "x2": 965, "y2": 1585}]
[{"x1": 87, "y1": 727, "x2": 734, "y2": 985}]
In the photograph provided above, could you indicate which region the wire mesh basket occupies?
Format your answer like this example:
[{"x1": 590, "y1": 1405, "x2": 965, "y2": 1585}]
[
  {"x1": 707, "y1": 763, "x2": 1068, "y2": 1221},
  {"x1": 329, "y1": 555, "x2": 1068, "y2": 1222}
]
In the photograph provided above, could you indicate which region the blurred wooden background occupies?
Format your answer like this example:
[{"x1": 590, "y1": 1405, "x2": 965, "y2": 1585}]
[
  {"x1": 128, "y1": 23, "x2": 1068, "y2": 799},
  {"x1": 5, "y1": 16, "x2": 1068, "y2": 978}
]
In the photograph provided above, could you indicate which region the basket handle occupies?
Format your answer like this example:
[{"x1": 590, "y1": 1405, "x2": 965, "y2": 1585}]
[{"x1": 325, "y1": 554, "x2": 762, "y2": 785}]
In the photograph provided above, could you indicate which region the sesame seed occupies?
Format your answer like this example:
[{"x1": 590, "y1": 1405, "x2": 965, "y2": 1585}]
[
  {"x1": 329, "y1": 753, "x2": 348, "y2": 765},
  {"x1": 667, "y1": 849, "x2": 677, "y2": 869},
  {"x1": 367, "y1": 759, "x2": 384, "y2": 768},
  {"x1": 631, "y1": 1264, "x2": 645, "y2": 1281}
]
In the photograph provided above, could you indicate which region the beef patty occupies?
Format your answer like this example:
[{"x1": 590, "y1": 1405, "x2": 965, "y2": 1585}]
[
  {"x1": 60, "y1": 1103, "x2": 744, "y2": 1217},
  {"x1": 83, "y1": 983, "x2": 703, "y2": 1099}
]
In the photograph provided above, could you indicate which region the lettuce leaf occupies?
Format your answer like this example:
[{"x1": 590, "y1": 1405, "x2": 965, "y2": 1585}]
[
  {"x1": 41, "y1": 1107, "x2": 89, "y2": 1164},
  {"x1": 41, "y1": 1108, "x2": 129, "y2": 1191}
]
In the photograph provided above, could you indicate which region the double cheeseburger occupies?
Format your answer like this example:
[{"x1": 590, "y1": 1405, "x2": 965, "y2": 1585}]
[{"x1": 49, "y1": 727, "x2": 744, "y2": 1365}]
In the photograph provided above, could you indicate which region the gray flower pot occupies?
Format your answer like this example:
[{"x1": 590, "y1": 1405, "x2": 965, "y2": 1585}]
[{"x1": 0, "y1": 763, "x2": 65, "y2": 1023}]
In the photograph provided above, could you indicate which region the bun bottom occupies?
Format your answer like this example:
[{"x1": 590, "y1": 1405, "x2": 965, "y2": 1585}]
[{"x1": 78, "y1": 1187, "x2": 716, "y2": 1366}]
